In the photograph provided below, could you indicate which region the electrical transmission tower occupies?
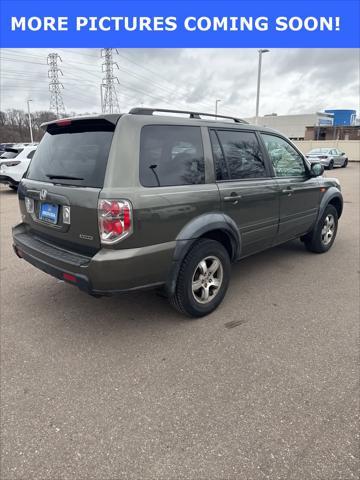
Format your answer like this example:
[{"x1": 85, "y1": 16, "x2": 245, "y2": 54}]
[
  {"x1": 101, "y1": 49, "x2": 120, "y2": 113},
  {"x1": 47, "y1": 53, "x2": 65, "y2": 117}
]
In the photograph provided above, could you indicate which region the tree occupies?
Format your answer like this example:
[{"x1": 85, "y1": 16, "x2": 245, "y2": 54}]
[{"x1": 0, "y1": 109, "x2": 57, "y2": 143}]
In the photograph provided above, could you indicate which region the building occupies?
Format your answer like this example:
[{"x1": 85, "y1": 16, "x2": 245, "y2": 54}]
[
  {"x1": 244, "y1": 112, "x2": 334, "y2": 140},
  {"x1": 324, "y1": 109, "x2": 357, "y2": 126},
  {"x1": 305, "y1": 125, "x2": 360, "y2": 141}
]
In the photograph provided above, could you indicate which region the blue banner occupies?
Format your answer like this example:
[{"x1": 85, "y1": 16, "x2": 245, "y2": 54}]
[{"x1": 0, "y1": 0, "x2": 359, "y2": 48}]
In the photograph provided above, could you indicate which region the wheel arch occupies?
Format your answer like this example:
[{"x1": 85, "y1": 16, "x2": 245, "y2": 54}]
[
  {"x1": 165, "y1": 213, "x2": 241, "y2": 296},
  {"x1": 319, "y1": 188, "x2": 343, "y2": 220}
]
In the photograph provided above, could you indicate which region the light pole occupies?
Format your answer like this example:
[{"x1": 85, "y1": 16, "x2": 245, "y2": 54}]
[
  {"x1": 255, "y1": 49, "x2": 269, "y2": 124},
  {"x1": 27, "y1": 99, "x2": 34, "y2": 143},
  {"x1": 100, "y1": 84, "x2": 105, "y2": 113},
  {"x1": 215, "y1": 99, "x2": 221, "y2": 119}
]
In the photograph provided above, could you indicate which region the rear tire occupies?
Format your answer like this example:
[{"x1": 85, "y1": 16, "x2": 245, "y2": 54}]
[
  {"x1": 303, "y1": 205, "x2": 338, "y2": 253},
  {"x1": 327, "y1": 160, "x2": 334, "y2": 170},
  {"x1": 169, "y1": 239, "x2": 231, "y2": 318}
]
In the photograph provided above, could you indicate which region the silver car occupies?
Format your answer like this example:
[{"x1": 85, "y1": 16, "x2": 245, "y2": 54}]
[{"x1": 306, "y1": 148, "x2": 348, "y2": 169}]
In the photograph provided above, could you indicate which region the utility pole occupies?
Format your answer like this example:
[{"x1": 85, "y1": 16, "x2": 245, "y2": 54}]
[
  {"x1": 101, "y1": 49, "x2": 120, "y2": 113},
  {"x1": 100, "y1": 84, "x2": 104, "y2": 112},
  {"x1": 26, "y1": 99, "x2": 33, "y2": 143},
  {"x1": 47, "y1": 53, "x2": 65, "y2": 117},
  {"x1": 255, "y1": 49, "x2": 269, "y2": 124},
  {"x1": 215, "y1": 99, "x2": 221, "y2": 119}
]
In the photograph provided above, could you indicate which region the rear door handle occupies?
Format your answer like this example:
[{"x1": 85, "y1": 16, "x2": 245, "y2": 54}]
[{"x1": 282, "y1": 187, "x2": 294, "y2": 196}]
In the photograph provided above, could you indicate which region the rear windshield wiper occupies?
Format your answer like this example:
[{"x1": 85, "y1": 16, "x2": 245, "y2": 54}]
[{"x1": 46, "y1": 174, "x2": 84, "y2": 180}]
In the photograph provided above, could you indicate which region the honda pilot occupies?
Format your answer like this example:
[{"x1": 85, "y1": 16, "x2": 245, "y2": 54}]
[{"x1": 12, "y1": 108, "x2": 343, "y2": 317}]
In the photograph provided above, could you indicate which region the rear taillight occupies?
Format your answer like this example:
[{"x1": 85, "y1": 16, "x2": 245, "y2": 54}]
[{"x1": 98, "y1": 199, "x2": 133, "y2": 245}]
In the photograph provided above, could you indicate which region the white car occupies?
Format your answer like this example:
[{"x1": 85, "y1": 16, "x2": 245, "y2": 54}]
[
  {"x1": 0, "y1": 145, "x2": 37, "y2": 190},
  {"x1": 306, "y1": 148, "x2": 348, "y2": 169}
]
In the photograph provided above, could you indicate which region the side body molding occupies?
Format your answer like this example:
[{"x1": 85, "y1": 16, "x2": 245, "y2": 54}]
[{"x1": 165, "y1": 212, "x2": 241, "y2": 296}]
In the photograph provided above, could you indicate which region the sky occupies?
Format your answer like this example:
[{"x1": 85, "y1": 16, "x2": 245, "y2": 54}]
[{"x1": 1, "y1": 48, "x2": 359, "y2": 118}]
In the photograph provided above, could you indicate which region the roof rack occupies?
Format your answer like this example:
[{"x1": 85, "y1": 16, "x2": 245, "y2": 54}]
[{"x1": 129, "y1": 107, "x2": 248, "y2": 124}]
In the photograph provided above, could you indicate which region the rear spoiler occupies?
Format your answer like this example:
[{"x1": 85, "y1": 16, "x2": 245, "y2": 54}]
[{"x1": 41, "y1": 114, "x2": 122, "y2": 129}]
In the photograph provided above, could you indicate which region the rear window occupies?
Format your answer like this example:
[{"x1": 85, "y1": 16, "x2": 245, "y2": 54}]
[
  {"x1": 26, "y1": 119, "x2": 115, "y2": 188},
  {"x1": 0, "y1": 150, "x2": 21, "y2": 159},
  {"x1": 309, "y1": 148, "x2": 330, "y2": 154},
  {"x1": 139, "y1": 125, "x2": 205, "y2": 187}
]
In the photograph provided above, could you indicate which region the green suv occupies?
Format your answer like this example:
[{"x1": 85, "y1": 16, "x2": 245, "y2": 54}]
[{"x1": 12, "y1": 108, "x2": 343, "y2": 317}]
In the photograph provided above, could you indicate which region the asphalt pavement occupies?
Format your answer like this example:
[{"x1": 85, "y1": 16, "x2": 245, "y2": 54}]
[{"x1": 1, "y1": 166, "x2": 359, "y2": 480}]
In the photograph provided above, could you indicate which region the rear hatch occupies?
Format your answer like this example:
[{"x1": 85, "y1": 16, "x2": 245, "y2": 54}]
[{"x1": 19, "y1": 117, "x2": 118, "y2": 253}]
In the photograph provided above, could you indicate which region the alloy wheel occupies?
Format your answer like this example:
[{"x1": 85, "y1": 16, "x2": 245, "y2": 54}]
[
  {"x1": 321, "y1": 214, "x2": 336, "y2": 245},
  {"x1": 191, "y1": 256, "x2": 223, "y2": 304}
]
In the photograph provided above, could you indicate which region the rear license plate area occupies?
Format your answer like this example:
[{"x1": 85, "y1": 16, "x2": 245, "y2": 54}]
[{"x1": 39, "y1": 203, "x2": 59, "y2": 224}]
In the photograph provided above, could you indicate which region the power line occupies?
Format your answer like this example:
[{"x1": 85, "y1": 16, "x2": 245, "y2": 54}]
[
  {"x1": 47, "y1": 53, "x2": 65, "y2": 117},
  {"x1": 1, "y1": 50, "x2": 242, "y2": 117}
]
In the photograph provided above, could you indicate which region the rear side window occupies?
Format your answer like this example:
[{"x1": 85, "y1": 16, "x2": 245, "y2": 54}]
[
  {"x1": 140, "y1": 125, "x2": 205, "y2": 187},
  {"x1": 26, "y1": 120, "x2": 115, "y2": 188},
  {"x1": 215, "y1": 130, "x2": 267, "y2": 179}
]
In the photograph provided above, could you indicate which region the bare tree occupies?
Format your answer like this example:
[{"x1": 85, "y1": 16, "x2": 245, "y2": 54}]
[{"x1": 0, "y1": 109, "x2": 57, "y2": 143}]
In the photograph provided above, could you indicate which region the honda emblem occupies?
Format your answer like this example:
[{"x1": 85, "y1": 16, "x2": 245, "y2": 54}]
[{"x1": 40, "y1": 189, "x2": 47, "y2": 201}]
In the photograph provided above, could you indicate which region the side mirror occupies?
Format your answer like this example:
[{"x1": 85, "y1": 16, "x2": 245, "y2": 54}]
[
  {"x1": 310, "y1": 162, "x2": 324, "y2": 177},
  {"x1": 341, "y1": 152, "x2": 345, "y2": 155}
]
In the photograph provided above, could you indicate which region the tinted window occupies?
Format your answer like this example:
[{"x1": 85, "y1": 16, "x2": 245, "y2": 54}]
[
  {"x1": 140, "y1": 125, "x2": 204, "y2": 187},
  {"x1": 26, "y1": 120, "x2": 115, "y2": 188},
  {"x1": 262, "y1": 134, "x2": 306, "y2": 177},
  {"x1": 27, "y1": 149, "x2": 36, "y2": 159},
  {"x1": 309, "y1": 148, "x2": 330, "y2": 154},
  {"x1": 209, "y1": 130, "x2": 228, "y2": 180},
  {"x1": 216, "y1": 130, "x2": 266, "y2": 179},
  {"x1": 0, "y1": 150, "x2": 20, "y2": 159}
]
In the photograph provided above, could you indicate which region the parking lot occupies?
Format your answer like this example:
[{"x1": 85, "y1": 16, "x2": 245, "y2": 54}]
[{"x1": 1, "y1": 166, "x2": 359, "y2": 480}]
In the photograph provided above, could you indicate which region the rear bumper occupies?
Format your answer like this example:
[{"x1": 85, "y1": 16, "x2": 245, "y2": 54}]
[
  {"x1": 12, "y1": 223, "x2": 175, "y2": 295},
  {"x1": 0, "y1": 175, "x2": 18, "y2": 187}
]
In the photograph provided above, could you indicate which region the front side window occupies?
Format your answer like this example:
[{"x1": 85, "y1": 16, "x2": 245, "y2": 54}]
[
  {"x1": 262, "y1": 134, "x2": 306, "y2": 177},
  {"x1": 140, "y1": 125, "x2": 205, "y2": 187},
  {"x1": 215, "y1": 130, "x2": 267, "y2": 180}
]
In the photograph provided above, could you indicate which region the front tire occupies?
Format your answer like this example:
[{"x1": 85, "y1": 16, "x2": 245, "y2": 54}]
[
  {"x1": 304, "y1": 205, "x2": 338, "y2": 253},
  {"x1": 342, "y1": 158, "x2": 348, "y2": 168},
  {"x1": 169, "y1": 239, "x2": 231, "y2": 318}
]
